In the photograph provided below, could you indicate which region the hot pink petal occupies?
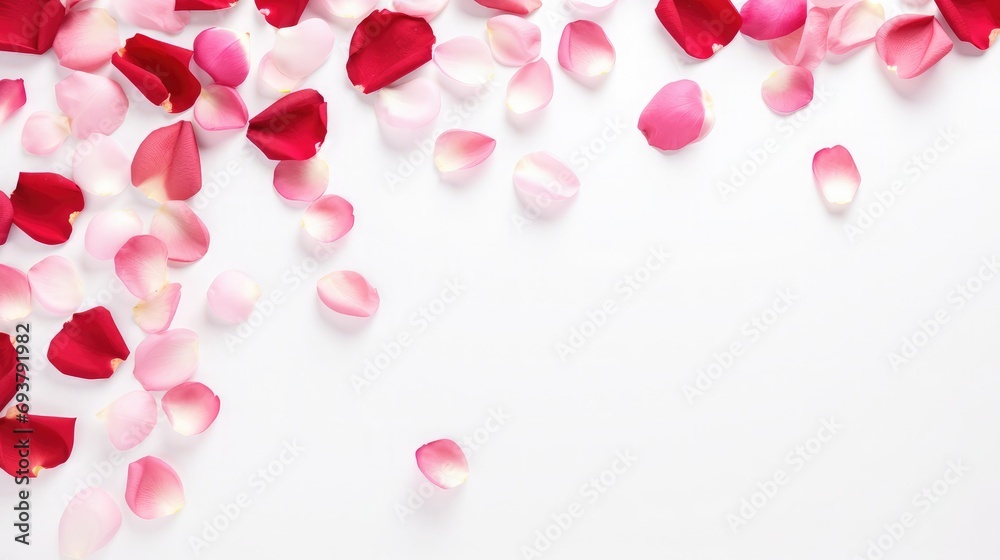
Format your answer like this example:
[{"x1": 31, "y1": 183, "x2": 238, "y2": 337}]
[
  {"x1": 58, "y1": 488, "x2": 122, "y2": 560},
  {"x1": 475, "y1": 0, "x2": 540, "y2": 14},
  {"x1": 272, "y1": 18, "x2": 336, "y2": 78},
  {"x1": 149, "y1": 202, "x2": 210, "y2": 263},
  {"x1": 73, "y1": 134, "x2": 130, "y2": 197},
  {"x1": 558, "y1": 20, "x2": 616, "y2": 76},
  {"x1": 828, "y1": 0, "x2": 885, "y2": 54},
  {"x1": 513, "y1": 152, "x2": 580, "y2": 201},
  {"x1": 0, "y1": 265, "x2": 31, "y2": 321},
  {"x1": 506, "y1": 59, "x2": 553, "y2": 114},
  {"x1": 274, "y1": 157, "x2": 329, "y2": 202},
  {"x1": 56, "y1": 72, "x2": 129, "y2": 139},
  {"x1": 125, "y1": 456, "x2": 185, "y2": 519},
  {"x1": 317, "y1": 271, "x2": 380, "y2": 317},
  {"x1": 434, "y1": 37, "x2": 496, "y2": 86},
  {"x1": 761, "y1": 65, "x2": 814, "y2": 114},
  {"x1": 193, "y1": 84, "x2": 248, "y2": 131},
  {"x1": 134, "y1": 283, "x2": 181, "y2": 334},
  {"x1": 566, "y1": 0, "x2": 616, "y2": 15},
  {"x1": 207, "y1": 270, "x2": 260, "y2": 324},
  {"x1": 111, "y1": 0, "x2": 189, "y2": 33},
  {"x1": 434, "y1": 130, "x2": 496, "y2": 173},
  {"x1": 768, "y1": 7, "x2": 830, "y2": 70},
  {"x1": 54, "y1": 8, "x2": 120, "y2": 71},
  {"x1": 317, "y1": 0, "x2": 378, "y2": 17},
  {"x1": 655, "y1": 0, "x2": 742, "y2": 59},
  {"x1": 0, "y1": 78, "x2": 26, "y2": 124},
  {"x1": 638, "y1": 79, "x2": 714, "y2": 151},
  {"x1": 258, "y1": 54, "x2": 303, "y2": 93},
  {"x1": 97, "y1": 391, "x2": 157, "y2": 450},
  {"x1": 487, "y1": 15, "x2": 541, "y2": 67},
  {"x1": 876, "y1": 15, "x2": 953, "y2": 79},
  {"x1": 85, "y1": 209, "x2": 143, "y2": 260},
  {"x1": 0, "y1": 193, "x2": 11, "y2": 245},
  {"x1": 114, "y1": 235, "x2": 169, "y2": 299},
  {"x1": 935, "y1": 0, "x2": 1000, "y2": 50},
  {"x1": 27, "y1": 256, "x2": 83, "y2": 316},
  {"x1": 162, "y1": 382, "x2": 220, "y2": 435},
  {"x1": 393, "y1": 0, "x2": 449, "y2": 19},
  {"x1": 131, "y1": 121, "x2": 202, "y2": 203},
  {"x1": 375, "y1": 78, "x2": 441, "y2": 129},
  {"x1": 813, "y1": 145, "x2": 860, "y2": 206},
  {"x1": 741, "y1": 0, "x2": 808, "y2": 40},
  {"x1": 193, "y1": 27, "x2": 250, "y2": 87},
  {"x1": 132, "y1": 329, "x2": 199, "y2": 391},
  {"x1": 22, "y1": 112, "x2": 70, "y2": 155},
  {"x1": 302, "y1": 195, "x2": 355, "y2": 242},
  {"x1": 415, "y1": 439, "x2": 469, "y2": 489}
]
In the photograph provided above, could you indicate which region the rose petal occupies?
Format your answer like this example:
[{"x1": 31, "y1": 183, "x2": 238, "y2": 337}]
[
  {"x1": 375, "y1": 78, "x2": 441, "y2": 128},
  {"x1": 761, "y1": 65, "x2": 814, "y2": 114},
  {"x1": 566, "y1": 0, "x2": 616, "y2": 15},
  {"x1": 768, "y1": 7, "x2": 830, "y2": 69},
  {"x1": 638, "y1": 79, "x2": 714, "y2": 151},
  {"x1": 0, "y1": 265, "x2": 31, "y2": 321},
  {"x1": 125, "y1": 456, "x2": 185, "y2": 519},
  {"x1": 487, "y1": 15, "x2": 541, "y2": 67},
  {"x1": 828, "y1": 0, "x2": 885, "y2": 55},
  {"x1": 115, "y1": 235, "x2": 169, "y2": 299},
  {"x1": 0, "y1": 412, "x2": 75, "y2": 477},
  {"x1": 48, "y1": 307, "x2": 130, "y2": 380},
  {"x1": 97, "y1": 391, "x2": 157, "y2": 450},
  {"x1": 207, "y1": 270, "x2": 260, "y2": 324},
  {"x1": 0, "y1": 335, "x2": 15, "y2": 409},
  {"x1": 10, "y1": 172, "x2": 84, "y2": 245},
  {"x1": 58, "y1": 488, "x2": 122, "y2": 560},
  {"x1": 132, "y1": 329, "x2": 199, "y2": 391},
  {"x1": 54, "y1": 8, "x2": 120, "y2": 71},
  {"x1": 27, "y1": 256, "x2": 83, "y2": 316},
  {"x1": 193, "y1": 27, "x2": 250, "y2": 87},
  {"x1": 876, "y1": 14, "x2": 953, "y2": 79},
  {"x1": 506, "y1": 58, "x2": 553, "y2": 114},
  {"x1": 655, "y1": 0, "x2": 742, "y2": 59},
  {"x1": 73, "y1": 134, "x2": 130, "y2": 197},
  {"x1": 194, "y1": 84, "x2": 249, "y2": 131},
  {"x1": 21, "y1": 112, "x2": 70, "y2": 155},
  {"x1": 813, "y1": 145, "x2": 861, "y2": 206},
  {"x1": 112, "y1": 34, "x2": 201, "y2": 113},
  {"x1": 0, "y1": 192, "x2": 11, "y2": 245},
  {"x1": 111, "y1": 0, "x2": 189, "y2": 33},
  {"x1": 317, "y1": 271, "x2": 380, "y2": 317},
  {"x1": 513, "y1": 152, "x2": 580, "y2": 201},
  {"x1": 247, "y1": 89, "x2": 328, "y2": 160},
  {"x1": 346, "y1": 10, "x2": 436, "y2": 94},
  {"x1": 132, "y1": 121, "x2": 202, "y2": 203},
  {"x1": 317, "y1": 0, "x2": 378, "y2": 18},
  {"x1": 258, "y1": 53, "x2": 303, "y2": 93},
  {"x1": 162, "y1": 382, "x2": 220, "y2": 435},
  {"x1": 274, "y1": 157, "x2": 329, "y2": 202},
  {"x1": 741, "y1": 0, "x2": 808, "y2": 40},
  {"x1": 475, "y1": 0, "x2": 540, "y2": 14},
  {"x1": 302, "y1": 195, "x2": 355, "y2": 242},
  {"x1": 415, "y1": 439, "x2": 469, "y2": 489},
  {"x1": 434, "y1": 130, "x2": 496, "y2": 173},
  {"x1": 85, "y1": 209, "x2": 143, "y2": 260},
  {"x1": 176, "y1": 0, "x2": 239, "y2": 9},
  {"x1": 149, "y1": 202, "x2": 210, "y2": 263},
  {"x1": 272, "y1": 18, "x2": 336, "y2": 78},
  {"x1": 134, "y1": 283, "x2": 181, "y2": 334},
  {"x1": 935, "y1": 0, "x2": 1000, "y2": 49},
  {"x1": 0, "y1": 0, "x2": 65, "y2": 54},
  {"x1": 393, "y1": 0, "x2": 449, "y2": 19},
  {"x1": 812, "y1": 0, "x2": 850, "y2": 6},
  {"x1": 255, "y1": 0, "x2": 309, "y2": 27},
  {"x1": 558, "y1": 20, "x2": 616, "y2": 76},
  {"x1": 434, "y1": 36, "x2": 496, "y2": 85},
  {"x1": 0, "y1": 78, "x2": 26, "y2": 124}
]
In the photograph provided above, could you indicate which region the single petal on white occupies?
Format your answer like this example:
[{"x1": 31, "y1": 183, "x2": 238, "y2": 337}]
[
  {"x1": 487, "y1": 15, "x2": 542, "y2": 66},
  {"x1": 97, "y1": 391, "x2": 157, "y2": 451},
  {"x1": 0, "y1": 264, "x2": 31, "y2": 321},
  {"x1": 272, "y1": 18, "x2": 335, "y2": 78},
  {"x1": 513, "y1": 152, "x2": 580, "y2": 201},
  {"x1": 22, "y1": 112, "x2": 70, "y2": 155},
  {"x1": 193, "y1": 84, "x2": 249, "y2": 131},
  {"x1": 375, "y1": 78, "x2": 442, "y2": 129},
  {"x1": 73, "y1": 133, "x2": 130, "y2": 196},
  {"x1": 434, "y1": 37, "x2": 496, "y2": 86},
  {"x1": 434, "y1": 129, "x2": 496, "y2": 173},
  {"x1": 274, "y1": 157, "x2": 329, "y2": 202},
  {"x1": 506, "y1": 59, "x2": 553, "y2": 114},
  {"x1": 58, "y1": 488, "x2": 122, "y2": 560},
  {"x1": 132, "y1": 329, "x2": 199, "y2": 391},
  {"x1": 85, "y1": 210, "x2": 143, "y2": 260},
  {"x1": 162, "y1": 382, "x2": 221, "y2": 435},
  {"x1": 134, "y1": 283, "x2": 182, "y2": 334},
  {"x1": 27, "y1": 256, "x2": 83, "y2": 316},
  {"x1": 207, "y1": 270, "x2": 261, "y2": 324}
]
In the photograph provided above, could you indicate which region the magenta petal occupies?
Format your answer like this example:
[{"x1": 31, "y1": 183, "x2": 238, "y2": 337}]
[
  {"x1": 434, "y1": 130, "x2": 496, "y2": 173},
  {"x1": 638, "y1": 79, "x2": 714, "y2": 151},
  {"x1": 162, "y1": 382, "x2": 220, "y2": 435},
  {"x1": 54, "y1": 8, "x2": 121, "y2": 71},
  {"x1": 876, "y1": 14, "x2": 953, "y2": 78},
  {"x1": 813, "y1": 145, "x2": 861, "y2": 206},
  {"x1": 98, "y1": 391, "x2": 157, "y2": 450},
  {"x1": 0, "y1": 192, "x2": 11, "y2": 245},
  {"x1": 741, "y1": 0, "x2": 808, "y2": 40},
  {"x1": 506, "y1": 59, "x2": 553, "y2": 114},
  {"x1": 317, "y1": 271, "x2": 380, "y2": 317},
  {"x1": 58, "y1": 488, "x2": 122, "y2": 559},
  {"x1": 761, "y1": 66, "x2": 814, "y2": 114},
  {"x1": 193, "y1": 27, "x2": 250, "y2": 87},
  {"x1": 125, "y1": 456, "x2": 185, "y2": 519},
  {"x1": 416, "y1": 439, "x2": 469, "y2": 489},
  {"x1": 302, "y1": 195, "x2": 355, "y2": 242},
  {"x1": 132, "y1": 329, "x2": 199, "y2": 391},
  {"x1": 0, "y1": 78, "x2": 26, "y2": 124}
]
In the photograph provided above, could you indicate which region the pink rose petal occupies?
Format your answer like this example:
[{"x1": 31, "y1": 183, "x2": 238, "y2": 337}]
[
  {"x1": 375, "y1": 78, "x2": 441, "y2": 129},
  {"x1": 415, "y1": 439, "x2": 469, "y2": 489},
  {"x1": 97, "y1": 391, "x2": 157, "y2": 451},
  {"x1": 58, "y1": 488, "x2": 122, "y2": 560},
  {"x1": 761, "y1": 65, "x2": 814, "y2": 114},
  {"x1": 131, "y1": 121, "x2": 202, "y2": 203},
  {"x1": 162, "y1": 382, "x2": 220, "y2": 435},
  {"x1": 487, "y1": 15, "x2": 541, "y2": 67},
  {"x1": 434, "y1": 129, "x2": 496, "y2": 173},
  {"x1": 828, "y1": 0, "x2": 885, "y2": 54},
  {"x1": 132, "y1": 329, "x2": 199, "y2": 391},
  {"x1": 149, "y1": 202, "x2": 210, "y2": 263},
  {"x1": 27, "y1": 256, "x2": 83, "y2": 316},
  {"x1": 0, "y1": 192, "x2": 11, "y2": 245},
  {"x1": 638, "y1": 79, "x2": 714, "y2": 151},
  {"x1": 812, "y1": 0, "x2": 850, "y2": 6},
  {"x1": 302, "y1": 195, "x2": 355, "y2": 243},
  {"x1": 393, "y1": 0, "x2": 449, "y2": 19},
  {"x1": 114, "y1": 235, "x2": 169, "y2": 299},
  {"x1": 258, "y1": 54, "x2": 303, "y2": 93},
  {"x1": 475, "y1": 0, "x2": 540, "y2": 14},
  {"x1": 85, "y1": 210, "x2": 143, "y2": 260},
  {"x1": 55, "y1": 72, "x2": 129, "y2": 139},
  {"x1": 740, "y1": 0, "x2": 808, "y2": 40},
  {"x1": 134, "y1": 283, "x2": 181, "y2": 334},
  {"x1": 876, "y1": 14, "x2": 953, "y2": 79},
  {"x1": 194, "y1": 84, "x2": 249, "y2": 131},
  {"x1": 207, "y1": 270, "x2": 261, "y2": 324},
  {"x1": 125, "y1": 456, "x2": 185, "y2": 519},
  {"x1": 272, "y1": 18, "x2": 335, "y2": 78},
  {"x1": 22, "y1": 112, "x2": 71, "y2": 155},
  {"x1": 558, "y1": 20, "x2": 616, "y2": 77},
  {"x1": 768, "y1": 7, "x2": 830, "y2": 70},
  {"x1": 0, "y1": 78, "x2": 26, "y2": 124},
  {"x1": 274, "y1": 157, "x2": 329, "y2": 202},
  {"x1": 506, "y1": 59, "x2": 553, "y2": 114},
  {"x1": 433, "y1": 37, "x2": 496, "y2": 86},
  {"x1": 513, "y1": 152, "x2": 580, "y2": 201},
  {"x1": 193, "y1": 27, "x2": 250, "y2": 87},
  {"x1": 0, "y1": 264, "x2": 32, "y2": 321},
  {"x1": 813, "y1": 145, "x2": 861, "y2": 206},
  {"x1": 73, "y1": 134, "x2": 130, "y2": 197},
  {"x1": 54, "y1": 8, "x2": 121, "y2": 71},
  {"x1": 318, "y1": 0, "x2": 378, "y2": 17},
  {"x1": 566, "y1": 0, "x2": 616, "y2": 15},
  {"x1": 317, "y1": 271, "x2": 380, "y2": 317},
  {"x1": 111, "y1": 0, "x2": 190, "y2": 33}
]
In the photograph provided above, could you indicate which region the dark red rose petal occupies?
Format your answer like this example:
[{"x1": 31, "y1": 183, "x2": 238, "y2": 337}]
[
  {"x1": 255, "y1": 0, "x2": 308, "y2": 27},
  {"x1": 934, "y1": 0, "x2": 1000, "y2": 50},
  {"x1": 0, "y1": 334, "x2": 15, "y2": 410},
  {"x1": 132, "y1": 121, "x2": 202, "y2": 203},
  {"x1": 247, "y1": 89, "x2": 328, "y2": 161},
  {"x1": 176, "y1": 0, "x2": 237, "y2": 9},
  {"x1": 655, "y1": 0, "x2": 742, "y2": 59},
  {"x1": 9, "y1": 172, "x2": 84, "y2": 246},
  {"x1": 0, "y1": 411, "x2": 75, "y2": 478},
  {"x1": 0, "y1": 192, "x2": 12, "y2": 245},
  {"x1": 48, "y1": 307, "x2": 130, "y2": 380},
  {"x1": 112, "y1": 34, "x2": 202, "y2": 113},
  {"x1": 346, "y1": 9, "x2": 436, "y2": 94},
  {"x1": 0, "y1": 0, "x2": 65, "y2": 55}
]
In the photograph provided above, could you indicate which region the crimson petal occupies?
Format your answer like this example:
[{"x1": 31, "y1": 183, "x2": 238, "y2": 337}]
[
  {"x1": 655, "y1": 0, "x2": 742, "y2": 59},
  {"x1": 934, "y1": 0, "x2": 1000, "y2": 49},
  {"x1": 346, "y1": 10, "x2": 436, "y2": 94},
  {"x1": 176, "y1": 0, "x2": 238, "y2": 9},
  {"x1": 10, "y1": 172, "x2": 84, "y2": 246},
  {"x1": 255, "y1": 0, "x2": 309, "y2": 27},
  {"x1": 112, "y1": 34, "x2": 202, "y2": 113},
  {"x1": 0, "y1": 411, "x2": 75, "y2": 478},
  {"x1": 0, "y1": 192, "x2": 11, "y2": 245},
  {"x1": 247, "y1": 89, "x2": 328, "y2": 161},
  {"x1": 48, "y1": 307, "x2": 130, "y2": 380},
  {"x1": 132, "y1": 121, "x2": 202, "y2": 202},
  {"x1": 0, "y1": 0, "x2": 65, "y2": 55},
  {"x1": 0, "y1": 335, "x2": 14, "y2": 409}
]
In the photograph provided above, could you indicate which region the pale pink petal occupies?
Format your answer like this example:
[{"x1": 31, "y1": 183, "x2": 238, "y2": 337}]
[
  {"x1": 194, "y1": 84, "x2": 249, "y2": 131},
  {"x1": 434, "y1": 129, "x2": 496, "y2": 173},
  {"x1": 125, "y1": 456, "x2": 185, "y2": 519},
  {"x1": 813, "y1": 145, "x2": 860, "y2": 206},
  {"x1": 317, "y1": 271, "x2": 379, "y2": 317},
  {"x1": 0, "y1": 78, "x2": 26, "y2": 124},
  {"x1": 274, "y1": 157, "x2": 329, "y2": 202},
  {"x1": 566, "y1": 0, "x2": 616, "y2": 15},
  {"x1": 768, "y1": 7, "x2": 830, "y2": 70},
  {"x1": 828, "y1": 0, "x2": 886, "y2": 54},
  {"x1": 149, "y1": 202, "x2": 210, "y2": 263},
  {"x1": 134, "y1": 283, "x2": 181, "y2": 334},
  {"x1": 258, "y1": 54, "x2": 303, "y2": 94},
  {"x1": 513, "y1": 152, "x2": 580, "y2": 201},
  {"x1": 302, "y1": 195, "x2": 355, "y2": 243},
  {"x1": 207, "y1": 270, "x2": 260, "y2": 324},
  {"x1": 761, "y1": 65, "x2": 814, "y2": 114},
  {"x1": 393, "y1": 0, "x2": 449, "y2": 19},
  {"x1": 638, "y1": 80, "x2": 715, "y2": 151},
  {"x1": 55, "y1": 72, "x2": 129, "y2": 139},
  {"x1": 416, "y1": 439, "x2": 469, "y2": 489},
  {"x1": 506, "y1": 59, "x2": 553, "y2": 114},
  {"x1": 132, "y1": 329, "x2": 199, "y2": 391},
  {"x1": 811, "y1": 0, "x2": 849, "y2": 7},
  {"x1": 876, "y1": 15, "x2": 953, "y2": 79},
  {"x1": 558, "y1": 20, "x2": 616, "y2": 77},
  {"x1": 740, "y1": 0, "x2": 808, "y2": 40},
  {"x1": 85, "y1": 209, "x2": 143, "y2": 260},
  {"x1": 375, "y1": 78, "x2": 441, "y2": 129},
  {"x1": 193, "y1": 28, "x2": 250, "y2": 87},
  {"x1": 54, "y1": 8, "x2": 121, "y2": 71},
  {"x1": 272, "y1": 18, "x2": 335, "y2": 78},
  {"x1": 58, "y1": 488, "x2": 122, "y2": 560},
  {"x1": 433, "y1": 37, "x2": 496, "y2": 86},
  {"x1": 97, "y1": 391, "x2": 157, "y2": 451},
  {"x1": 112, "y1": 0, "x2": 190, "y2": 33},
  {"x1": 73, "y1": 134, "x2": 130, "y2": 196},
  {"x1": 22, "y1": 112, "x2": 70, "y2": 155},
  {"x1": 487, "y1": 15, "x2": 541, "y2": 66},
  {"x1": 318, "y1": 0, "x2": 378, "y2": 18},
  {"x1": 114, "y1": 235, "x2": 169, "y2": 299},
  {"x1": 27, "y1": 256, "x2": 83, "y2": 316},
  {"x1": 162, "y1": 382, "x2": 220, "y2": 435},
  {"x1": 0, "y1": 264, "x2": 31, "y2": 321}
]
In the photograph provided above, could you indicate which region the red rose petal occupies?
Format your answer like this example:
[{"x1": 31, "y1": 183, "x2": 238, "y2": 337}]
[
  {"x1": 0, "y1": 411, "x2": 75, "y2": 478},
  {"x1": 0, "y1": 335, "x2": 15, "y2": 409},
  {"x1": 0, "y1": 78, "x2": 27, "y2": 124},
  {"x1": 10, "y1": 172, "x2": 84, "y2": 246},
  {"x1": 247, "y1": 89, "x2": 328, "y2": 160},
  {"x1": 0, "y1": 192, "x2": 12, "y2": 245},
  {"x1": 255, "y1": 0, "x2": 309, "y2": 27},
  {"x1": 934, "y1": 0, "x2": 1000, "y2": 50},
  {"x1": 48, "y1": 307, "x2": 130, "y2": 380},
  {"x1": 112, "y1": 34, "x2": 202, "y2": 113},
  {"x1": 132, "y1": 121, "x2": 202, "y2": 203},
  {"x1": 0, "y1": 0, "x2": 65, "y2": 55},
  {"x1": 875, "y1": 14, "x2": 953, "y2": 79},
  {"x1": 655, "y1": 0, "x2": 742, "y2": 59},
  {"x1": 346, "y1": 9, "x2": 436, "y2": 94}
]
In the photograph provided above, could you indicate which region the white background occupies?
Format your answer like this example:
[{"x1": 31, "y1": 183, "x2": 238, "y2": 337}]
[{"x1": 2, "y1": 0, "x2": 1000, "y2": 558}]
